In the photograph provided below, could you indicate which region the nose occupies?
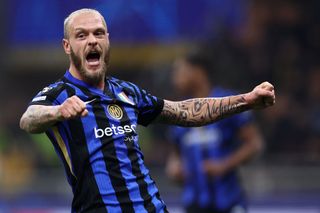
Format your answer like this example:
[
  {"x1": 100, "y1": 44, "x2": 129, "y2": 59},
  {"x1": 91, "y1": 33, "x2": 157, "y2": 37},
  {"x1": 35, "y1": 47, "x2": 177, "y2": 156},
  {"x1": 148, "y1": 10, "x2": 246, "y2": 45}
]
[{"x1": 88, "y1": 33, "x2": 97, "y2": 46}]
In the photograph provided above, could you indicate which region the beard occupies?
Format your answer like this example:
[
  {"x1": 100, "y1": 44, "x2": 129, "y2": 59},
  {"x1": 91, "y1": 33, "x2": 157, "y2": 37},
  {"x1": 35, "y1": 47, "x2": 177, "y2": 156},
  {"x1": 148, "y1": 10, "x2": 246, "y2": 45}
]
[{"x1": 70, "y1": 46, "x2": 110, "y2": 85}]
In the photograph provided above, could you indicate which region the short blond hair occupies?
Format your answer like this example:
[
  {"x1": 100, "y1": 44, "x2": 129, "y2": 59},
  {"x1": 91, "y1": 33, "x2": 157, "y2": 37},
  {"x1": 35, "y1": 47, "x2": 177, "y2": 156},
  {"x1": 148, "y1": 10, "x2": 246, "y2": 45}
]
[{"x1": 64, "y1": 8, "x2": 107, "y2": 39}]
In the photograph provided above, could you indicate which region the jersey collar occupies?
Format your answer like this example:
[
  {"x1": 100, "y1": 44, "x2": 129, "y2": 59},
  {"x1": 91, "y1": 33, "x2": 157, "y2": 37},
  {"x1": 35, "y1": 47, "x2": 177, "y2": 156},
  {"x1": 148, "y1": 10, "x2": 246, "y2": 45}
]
[{"x1": 64, "y1": 70, "x2": 106, "y2": 95}]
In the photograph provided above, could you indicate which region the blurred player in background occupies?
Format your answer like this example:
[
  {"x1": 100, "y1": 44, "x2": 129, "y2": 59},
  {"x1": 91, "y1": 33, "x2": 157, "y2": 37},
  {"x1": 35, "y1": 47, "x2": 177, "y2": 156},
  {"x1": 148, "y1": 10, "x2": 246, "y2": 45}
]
[
  {"x1": 166, "y1": 51, "x2": 264, "y2": 213},
  {"x1": 19, "y1": 8, "x2": 275, "y2": 213}
]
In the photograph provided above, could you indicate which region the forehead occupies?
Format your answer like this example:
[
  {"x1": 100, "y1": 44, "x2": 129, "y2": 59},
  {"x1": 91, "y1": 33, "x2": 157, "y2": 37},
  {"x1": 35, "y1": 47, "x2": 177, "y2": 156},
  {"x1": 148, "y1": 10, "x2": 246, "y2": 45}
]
[{"x1": 69, "y1": 12, "x2": 106, "y2": 31}]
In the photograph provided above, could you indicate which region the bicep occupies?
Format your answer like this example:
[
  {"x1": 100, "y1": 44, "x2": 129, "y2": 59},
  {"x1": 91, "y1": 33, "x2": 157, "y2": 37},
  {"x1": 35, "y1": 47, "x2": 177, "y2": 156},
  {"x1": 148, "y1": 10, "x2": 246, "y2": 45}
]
[{"x1": 20, "y1": 104, "x2": 59, "y2": 133}]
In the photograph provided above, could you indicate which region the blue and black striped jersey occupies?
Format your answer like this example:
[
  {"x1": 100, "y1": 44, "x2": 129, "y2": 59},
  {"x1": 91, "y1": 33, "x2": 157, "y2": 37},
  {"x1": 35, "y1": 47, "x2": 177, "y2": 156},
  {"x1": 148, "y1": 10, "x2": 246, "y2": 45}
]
[
  {"x1": 30, "y1": 71, "x2": 167, "y2": 213},
  {"x1": 169, "y1": 88, "x2": 252, "y2": 211}
]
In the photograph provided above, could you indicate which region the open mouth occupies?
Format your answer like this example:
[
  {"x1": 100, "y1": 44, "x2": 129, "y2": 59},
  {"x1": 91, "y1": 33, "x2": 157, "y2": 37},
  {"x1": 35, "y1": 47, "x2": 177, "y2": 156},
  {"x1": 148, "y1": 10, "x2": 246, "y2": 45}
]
[{"x1": 86, "y1": 51, "x2": 101, "y2": 66}]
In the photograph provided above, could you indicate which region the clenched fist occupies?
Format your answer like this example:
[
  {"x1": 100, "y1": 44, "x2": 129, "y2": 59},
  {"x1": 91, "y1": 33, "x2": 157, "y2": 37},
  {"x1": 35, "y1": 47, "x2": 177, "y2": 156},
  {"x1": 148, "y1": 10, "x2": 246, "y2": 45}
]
[
  {"x1": 57, "y1": 95, "x2": 88, "y2": 121},
  {"x1": 245, "y1": 82, "x2": 276, "y2": 110}
]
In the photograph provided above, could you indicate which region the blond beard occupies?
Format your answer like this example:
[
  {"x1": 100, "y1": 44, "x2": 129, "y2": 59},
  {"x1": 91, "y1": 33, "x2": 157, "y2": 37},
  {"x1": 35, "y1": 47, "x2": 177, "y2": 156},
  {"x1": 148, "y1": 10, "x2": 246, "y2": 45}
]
[{"x1": 70, "y1": 47, "x2": 110, "y2": 85}]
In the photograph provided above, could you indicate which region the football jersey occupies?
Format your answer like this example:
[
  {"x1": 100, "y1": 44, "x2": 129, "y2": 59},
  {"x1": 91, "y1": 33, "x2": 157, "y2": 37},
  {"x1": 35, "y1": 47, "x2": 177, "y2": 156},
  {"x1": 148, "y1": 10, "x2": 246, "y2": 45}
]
[
  {"x1": 29, "y1": 70, "x2": 167, "y2": 213},
  {"x1": 169, "y1": 87, "x2": 252, "y2": 210}
]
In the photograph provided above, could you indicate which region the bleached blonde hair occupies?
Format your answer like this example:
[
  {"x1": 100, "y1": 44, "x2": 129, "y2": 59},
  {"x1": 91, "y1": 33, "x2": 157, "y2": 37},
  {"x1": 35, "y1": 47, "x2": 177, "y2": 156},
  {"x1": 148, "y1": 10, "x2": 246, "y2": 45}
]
[{"x1": 63, "y1": 8, "x2": 107, "y2": 39}]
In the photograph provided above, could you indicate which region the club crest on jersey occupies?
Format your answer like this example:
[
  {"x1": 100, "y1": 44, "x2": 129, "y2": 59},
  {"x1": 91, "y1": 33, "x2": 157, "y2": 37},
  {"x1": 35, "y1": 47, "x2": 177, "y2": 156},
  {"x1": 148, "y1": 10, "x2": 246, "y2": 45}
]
[{"x1": 107, "y1": 104, "x2": 123, "y2": 120}]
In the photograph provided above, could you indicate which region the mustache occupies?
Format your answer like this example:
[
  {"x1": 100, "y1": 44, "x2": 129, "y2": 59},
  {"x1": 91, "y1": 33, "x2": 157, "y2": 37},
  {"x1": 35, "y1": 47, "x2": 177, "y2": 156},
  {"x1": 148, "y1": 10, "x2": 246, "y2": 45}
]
[
  {"x1": 70, "y1": 45, "x2": 110, "y2": 65},
  {"x1": 85, "y1": 47, "x2": 102, "y2": 56}
]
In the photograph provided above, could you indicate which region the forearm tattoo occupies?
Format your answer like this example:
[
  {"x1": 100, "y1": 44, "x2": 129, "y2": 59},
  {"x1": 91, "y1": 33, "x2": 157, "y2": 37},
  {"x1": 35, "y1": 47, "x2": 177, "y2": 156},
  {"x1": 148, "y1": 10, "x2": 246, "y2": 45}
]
[
  {"x1": 159, "y1": 96, "x2": 250, "y2": 127},
  {"x1": 20, "y1": 105, "x2": 58, "y2": 133}
]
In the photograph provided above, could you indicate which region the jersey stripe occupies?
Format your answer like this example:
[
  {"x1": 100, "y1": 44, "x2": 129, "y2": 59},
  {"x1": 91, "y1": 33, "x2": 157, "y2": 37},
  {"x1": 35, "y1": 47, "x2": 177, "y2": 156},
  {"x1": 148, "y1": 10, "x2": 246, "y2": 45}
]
[
  {"x1": 41, "y1": 85, "x2": 77, "y2": 185},
  {"x1": 64, "y1": 85, "x2": 108, "y2": 213},
  {"x1": 100, "y1": 104, "x2": 148, "y2": 213},
  {"x1": 81, "y1": 105, "x2": 120, "y2": 211},
  {"x1": 120, "y1": 106, "x2": 157, "y2": 212},
  {"x1": 71, "y1": 82, "x2": 136, "y2": 212},
  {"x1": 52, "y1": 126, "x2": 75, "y2": 177},
  {"x1": 73, "y1": 80, "x2": 137, "y2": 211},
  {"x1": 31, "y1": 72, "x2": 167, "y2": 212},
  {"x1": 155, "y1": 191, "x2": 168, "y2": 213},
  {"x1": 46, "y1": 130, "x2": 76, "y2": 185},
  {"x1": 92, "y1": 101, "x2": 135, "y2": 212}
]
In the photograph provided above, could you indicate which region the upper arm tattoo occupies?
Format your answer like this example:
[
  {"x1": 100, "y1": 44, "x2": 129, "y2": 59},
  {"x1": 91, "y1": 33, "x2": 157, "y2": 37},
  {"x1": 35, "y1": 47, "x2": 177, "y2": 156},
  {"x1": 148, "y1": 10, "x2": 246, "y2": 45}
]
[{"x1": 158, "y1": 96, "x2": 250, "y2": 127}]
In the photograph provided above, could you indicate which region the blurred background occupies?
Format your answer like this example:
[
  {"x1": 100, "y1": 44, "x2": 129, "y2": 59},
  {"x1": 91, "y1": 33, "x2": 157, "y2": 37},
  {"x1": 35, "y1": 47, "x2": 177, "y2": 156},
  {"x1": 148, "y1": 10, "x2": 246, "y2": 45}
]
[{"x1": 1, "y1": 0, "x2": 320, "y2": 212}]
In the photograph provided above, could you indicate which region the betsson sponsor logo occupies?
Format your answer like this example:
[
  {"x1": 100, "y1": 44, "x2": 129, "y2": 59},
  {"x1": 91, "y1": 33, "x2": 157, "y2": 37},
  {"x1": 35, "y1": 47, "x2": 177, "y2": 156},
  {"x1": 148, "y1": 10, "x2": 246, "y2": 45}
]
[{"x1": 94, "y1": 124, "x2": 137, "y2": 138}]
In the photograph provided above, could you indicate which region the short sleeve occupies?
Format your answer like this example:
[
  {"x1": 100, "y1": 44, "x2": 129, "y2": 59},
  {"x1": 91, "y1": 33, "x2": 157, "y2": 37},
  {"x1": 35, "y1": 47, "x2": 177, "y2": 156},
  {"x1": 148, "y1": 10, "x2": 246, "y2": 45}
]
[
  {"x1": 29, "y1": 83, "x2": 64, "y2": 106},
  {"x1": 136, "y1": 87, "x2": 164, "y2": 126},
  {"x1": 123, "y1": 82, "x2": 164, "y2": 126}
]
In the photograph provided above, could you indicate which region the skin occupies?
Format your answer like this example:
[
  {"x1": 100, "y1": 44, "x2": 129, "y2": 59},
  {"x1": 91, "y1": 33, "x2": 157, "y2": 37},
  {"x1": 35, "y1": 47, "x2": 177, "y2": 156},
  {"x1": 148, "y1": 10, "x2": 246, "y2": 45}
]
[
  {"x1": 63, "y1": 11, "x2": 110, "y2": 89},
  {"x1": 19, "y1": 10, "x2": 276, "y2": 134},
  {"x1": 166, "y1": 59, "x2": 264, "y2": 181}
]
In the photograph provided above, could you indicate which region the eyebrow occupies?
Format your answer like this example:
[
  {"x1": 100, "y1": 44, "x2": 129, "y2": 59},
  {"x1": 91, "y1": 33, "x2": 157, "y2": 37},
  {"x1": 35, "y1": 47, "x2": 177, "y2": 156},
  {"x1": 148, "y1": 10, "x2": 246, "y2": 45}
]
[{"x1": 74, "y1": 27, "x2": 106, "y2": 32}]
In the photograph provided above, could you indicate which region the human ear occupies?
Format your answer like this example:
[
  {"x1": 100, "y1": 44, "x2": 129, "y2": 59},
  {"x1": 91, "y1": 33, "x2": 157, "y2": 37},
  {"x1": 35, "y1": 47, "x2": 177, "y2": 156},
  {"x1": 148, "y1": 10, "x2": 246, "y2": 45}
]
[{"x1": 63, "y1": 39, "x2": 71, "y2": 54}]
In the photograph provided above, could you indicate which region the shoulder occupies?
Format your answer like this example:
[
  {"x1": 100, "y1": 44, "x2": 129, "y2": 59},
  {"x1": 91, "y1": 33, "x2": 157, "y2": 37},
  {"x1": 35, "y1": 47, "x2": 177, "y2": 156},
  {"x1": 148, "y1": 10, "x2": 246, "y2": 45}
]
[
  {"x1": 108, "y1": 76, "x2": 137, "y2": 88},
  {"x1": 37, "y1": 80, "x2": 66, "y2": 97},
  {"x1": 108, "y1": 76, "x2": 142, "y2": 96},
  {"x1": 30, "y1": 79, "x2": 66, "y2": 105}
]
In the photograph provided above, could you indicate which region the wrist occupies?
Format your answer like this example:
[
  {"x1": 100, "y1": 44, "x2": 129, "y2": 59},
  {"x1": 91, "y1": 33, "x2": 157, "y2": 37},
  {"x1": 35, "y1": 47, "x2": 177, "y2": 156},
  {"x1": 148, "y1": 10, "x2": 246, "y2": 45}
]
[
  {"x1": 52, "y1": 106, "x2": 64, "y2": 122},
  {"x1": 242, "y1": 92, "x2": 254, "y2": 109}
]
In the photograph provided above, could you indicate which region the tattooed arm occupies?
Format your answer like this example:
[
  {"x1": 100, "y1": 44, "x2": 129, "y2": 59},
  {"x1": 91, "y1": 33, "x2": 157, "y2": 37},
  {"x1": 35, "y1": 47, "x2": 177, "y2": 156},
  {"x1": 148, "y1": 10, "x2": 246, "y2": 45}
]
[
  {"x1": 20, "y1": 96, "x2": 88, "y2": 133},
  {"x1": 157, "y1": 81, "x2": 275, "y2": 126}
]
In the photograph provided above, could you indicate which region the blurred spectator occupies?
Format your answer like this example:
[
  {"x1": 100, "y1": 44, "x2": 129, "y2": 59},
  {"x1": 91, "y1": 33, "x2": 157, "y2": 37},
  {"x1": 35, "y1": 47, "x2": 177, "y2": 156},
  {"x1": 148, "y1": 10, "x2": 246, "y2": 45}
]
[{"x1": 166, "y1": 51, "x2": 264, "y2": 213}]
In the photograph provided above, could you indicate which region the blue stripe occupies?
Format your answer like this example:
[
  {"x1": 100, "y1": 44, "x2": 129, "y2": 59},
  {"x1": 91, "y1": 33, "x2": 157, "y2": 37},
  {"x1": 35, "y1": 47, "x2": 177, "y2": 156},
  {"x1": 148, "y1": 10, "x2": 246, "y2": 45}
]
[
  {"x1": 81, "y1": 106, "x2": 120, "y2": 211},
  {"x1": 124, "y1": 105, "x2": 165, "y2": 211},
  {"x1": 145, "y1": 174, "x2": 166, "y2": 209},
  {"x1": 100, "y1": 103, "x2": 147, "y2": 213},
  {"x1": 55, "y1": 88, "x2": 70, "y2": 105},
  {"x1": 70, "y1": 83, "x2": 121, "y2": 211},
  {"x1": 58, "y1": 73, "x2": 165, "y2": 211},
  {"x1": 55, "y1": 91, "x2": 75, "y2": 172}
]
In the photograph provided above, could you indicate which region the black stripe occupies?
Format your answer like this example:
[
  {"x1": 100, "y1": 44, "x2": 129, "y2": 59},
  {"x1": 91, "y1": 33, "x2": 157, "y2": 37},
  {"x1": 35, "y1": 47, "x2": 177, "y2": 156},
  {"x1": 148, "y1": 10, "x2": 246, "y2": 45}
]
[
  {"x1": 92, "y1": 101, "x2": 135, "y2": 212},
  {"x1": 155, "y1": 191, "x2": 169, "y2": 213},
  {"x1": 71, "y1": 82, "x2": 135, "y2": 212},
  {"x1": 64, "y1": 85, "x2": 108, "y2": 213},
  {"x1": 120, "y1": 107, "x2": 158, "y2": 213}
]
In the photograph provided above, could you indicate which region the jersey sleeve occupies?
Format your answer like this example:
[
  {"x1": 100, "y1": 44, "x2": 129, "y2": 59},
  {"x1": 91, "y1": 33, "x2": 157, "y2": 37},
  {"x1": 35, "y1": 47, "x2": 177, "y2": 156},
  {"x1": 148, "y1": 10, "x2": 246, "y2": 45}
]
[
  {"x1": 124, "y1": 82, "x2": 164, "y2": 126},
  {"x1": 137, "y1": 88, "x2": 164, "y2": 126},
  {"x1": 29, "y1": 83, "x2": 64, "y2": 106}
]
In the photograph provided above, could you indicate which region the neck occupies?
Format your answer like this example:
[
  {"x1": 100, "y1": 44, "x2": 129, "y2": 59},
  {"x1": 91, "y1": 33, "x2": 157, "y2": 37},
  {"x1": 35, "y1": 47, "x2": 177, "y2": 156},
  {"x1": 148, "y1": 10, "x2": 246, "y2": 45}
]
[{"x1": 69, "y1": 65, "x2": 105, "y2": 90}]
